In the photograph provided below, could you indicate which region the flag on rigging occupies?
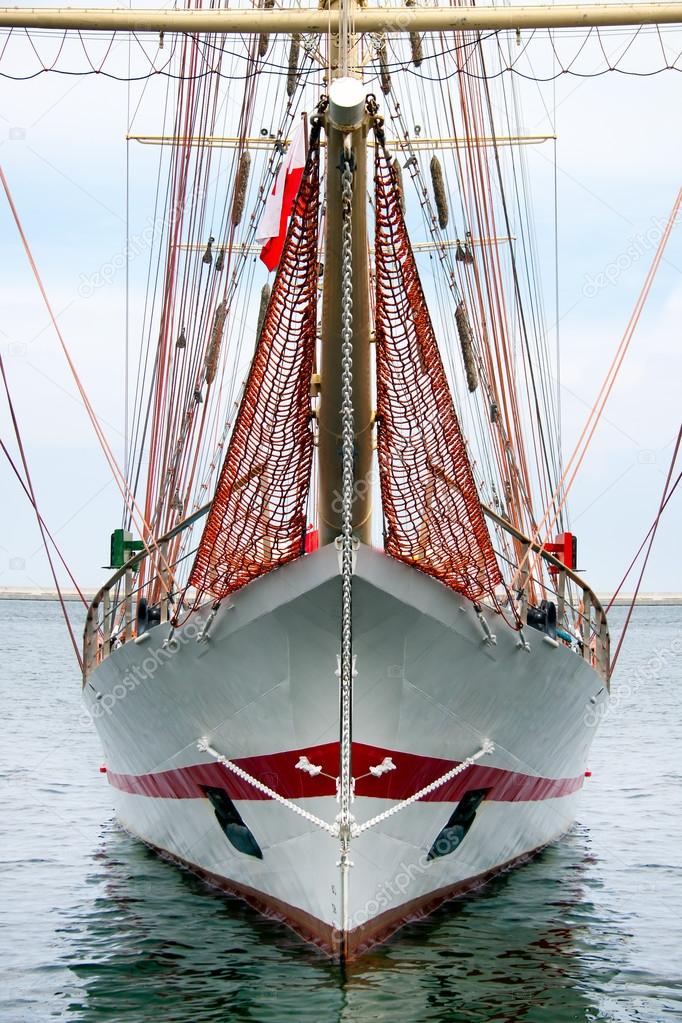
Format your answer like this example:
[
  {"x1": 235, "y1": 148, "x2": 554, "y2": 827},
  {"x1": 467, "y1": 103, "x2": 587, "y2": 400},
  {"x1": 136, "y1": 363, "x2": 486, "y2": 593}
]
[{"x1": 257, "y1": 122, "x2": 307, "y2": 271}]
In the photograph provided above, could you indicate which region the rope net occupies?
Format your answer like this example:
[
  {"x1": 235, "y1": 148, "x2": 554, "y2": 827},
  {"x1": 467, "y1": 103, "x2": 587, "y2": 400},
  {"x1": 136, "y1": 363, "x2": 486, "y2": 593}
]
[
  {"x1": 374, "y1": 143, "x2": 508, "y2": 609},
  {"x1": 186, "y1": 135, "x2": 320, "y2": 605}
]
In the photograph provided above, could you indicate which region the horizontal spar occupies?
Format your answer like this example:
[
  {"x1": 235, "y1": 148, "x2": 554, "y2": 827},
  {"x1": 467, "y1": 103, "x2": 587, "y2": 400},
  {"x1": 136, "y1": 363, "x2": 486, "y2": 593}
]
[
  {"x1": 2, "y1": 4, "x2": 682, "y2": 34},
  {"x1": 128, "y1": 134, "x2": 555, "y2": 149},
  {"x1": 175, "y1": 237, "x2": 514, "y2": 252}
]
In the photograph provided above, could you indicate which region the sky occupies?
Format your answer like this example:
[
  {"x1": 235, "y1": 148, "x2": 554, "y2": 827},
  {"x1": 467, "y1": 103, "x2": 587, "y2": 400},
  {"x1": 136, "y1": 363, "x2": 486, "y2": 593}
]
[{"x1": 0, "y1": 2, "x2": 681, "y2": 596}]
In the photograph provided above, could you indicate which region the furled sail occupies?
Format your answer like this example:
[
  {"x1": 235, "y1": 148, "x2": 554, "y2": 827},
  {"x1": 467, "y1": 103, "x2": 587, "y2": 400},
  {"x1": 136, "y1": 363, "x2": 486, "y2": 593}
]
[
  {"x1": 187, "y1": 131, "x2": 321, "y2": 603},
  {"x1": 374, "y1": 143, "x2": 506, "y2": 607}
]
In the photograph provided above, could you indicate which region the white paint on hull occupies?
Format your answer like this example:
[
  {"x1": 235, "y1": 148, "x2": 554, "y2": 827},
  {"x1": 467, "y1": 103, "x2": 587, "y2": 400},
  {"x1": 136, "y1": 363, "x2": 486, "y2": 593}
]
[{"x1": 85, "y1": 543, "x2": 607, "y2": 947}]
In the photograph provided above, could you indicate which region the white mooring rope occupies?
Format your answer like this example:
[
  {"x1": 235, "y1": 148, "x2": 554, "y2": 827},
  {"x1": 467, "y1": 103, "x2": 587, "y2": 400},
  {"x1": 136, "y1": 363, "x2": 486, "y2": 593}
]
[
  {"x1": 197, "y1": 737, "x2": 494, "y2": 840},
  {"x1": 197, "y1": 738, "x2": 339, "y2": 836},
  {"x1": 351, "y1": 740, "x2": 495, "y2": 836}
]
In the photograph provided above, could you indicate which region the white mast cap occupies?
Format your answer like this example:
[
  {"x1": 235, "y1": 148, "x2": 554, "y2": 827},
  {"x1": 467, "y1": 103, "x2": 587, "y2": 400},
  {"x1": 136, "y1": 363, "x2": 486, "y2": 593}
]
[{"x1": 328, "y1": 77, "x2": 366, "y2": 131}]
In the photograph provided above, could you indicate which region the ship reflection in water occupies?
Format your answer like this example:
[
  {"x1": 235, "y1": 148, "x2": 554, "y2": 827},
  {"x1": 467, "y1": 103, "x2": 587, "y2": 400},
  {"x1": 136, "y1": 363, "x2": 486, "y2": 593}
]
[
  {"x1": 3, "y1": 602, "x2": 680, "y2": 1022},
  {"x1": 62, "y1": 822, "x2": 618, "y2": 1023}
]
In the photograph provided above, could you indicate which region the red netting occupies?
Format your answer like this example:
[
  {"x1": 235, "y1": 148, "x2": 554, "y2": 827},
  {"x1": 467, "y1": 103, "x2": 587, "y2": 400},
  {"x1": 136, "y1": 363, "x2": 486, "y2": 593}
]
[
  {"x1": 188, "y1": 141, "x2": 320, "y2": 602},
  {"x1": 374, "y1": 144, "x2": 507, "y2": 607}
]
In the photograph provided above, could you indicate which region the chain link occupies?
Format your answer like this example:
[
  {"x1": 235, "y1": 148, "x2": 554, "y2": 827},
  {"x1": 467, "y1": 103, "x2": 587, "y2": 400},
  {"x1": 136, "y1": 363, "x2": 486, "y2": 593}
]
[{"x1": 339, "y1": 155, "x2": 355, "y2": 851}]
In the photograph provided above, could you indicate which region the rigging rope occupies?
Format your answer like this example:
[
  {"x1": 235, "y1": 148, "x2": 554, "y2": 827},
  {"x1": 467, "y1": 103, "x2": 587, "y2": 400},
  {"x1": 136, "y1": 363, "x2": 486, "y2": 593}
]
[
  {"x1": 184, "y1": 120, "x2": 321, "y2": 607},
  {"x1": 373, "y1": 134, "x2": 514, "y2": 616},
  {"x1": 519, "y1": 188, "x2": 682, "y2": 590},
  {"x1": 606, "y1": 465, "x2": 682, "y2": 615},
  {"x1": 0, "y1": 167, "x2": 176, "y2": 594},
  {"x1": 3, "y1": 26, "x2": 682, "y2": 84},
  {"x1": 352, "y1": 739, "x2": 494, "y2": 836},
  {"x1": 0, "y1": 354, "x2": 84, "y2": 668},
  {"x1": 609, "y1": 425, "x2": 682, "y2": 674},
  {"x1": 0, "y1": 439, "x2": 87, "y2": 607}
]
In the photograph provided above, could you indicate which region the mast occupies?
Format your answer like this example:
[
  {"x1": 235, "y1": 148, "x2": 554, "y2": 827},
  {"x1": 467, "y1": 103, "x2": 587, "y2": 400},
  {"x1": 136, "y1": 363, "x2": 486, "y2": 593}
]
[{"x1": 318, "y1": 1, "x2": 372, "y2": 545}]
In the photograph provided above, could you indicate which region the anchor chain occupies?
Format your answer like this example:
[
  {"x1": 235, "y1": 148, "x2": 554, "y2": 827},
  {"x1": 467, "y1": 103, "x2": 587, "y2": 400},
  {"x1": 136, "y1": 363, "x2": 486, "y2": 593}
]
[{"x1": 338, "y1": 144, "x2": 356, "y2": 933}]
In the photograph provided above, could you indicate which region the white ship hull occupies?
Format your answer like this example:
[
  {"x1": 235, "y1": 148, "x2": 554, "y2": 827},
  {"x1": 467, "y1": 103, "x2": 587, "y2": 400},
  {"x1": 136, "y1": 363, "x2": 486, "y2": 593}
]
[{"x1": 85, "y1": 543, "x2": 607, "y2": 956}]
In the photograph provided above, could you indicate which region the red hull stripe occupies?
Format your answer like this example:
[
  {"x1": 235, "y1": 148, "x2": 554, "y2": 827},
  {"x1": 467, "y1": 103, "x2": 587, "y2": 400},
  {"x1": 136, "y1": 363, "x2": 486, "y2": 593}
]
[{"x1": 107, "y1": 741, "x2": 583, "y2": 803}]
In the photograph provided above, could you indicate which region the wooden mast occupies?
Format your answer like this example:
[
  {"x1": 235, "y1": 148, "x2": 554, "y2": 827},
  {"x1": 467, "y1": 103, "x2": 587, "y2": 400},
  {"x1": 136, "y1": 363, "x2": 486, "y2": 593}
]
[{"x1": 317, "y1": 0, "x2": 373, "y2": 545}]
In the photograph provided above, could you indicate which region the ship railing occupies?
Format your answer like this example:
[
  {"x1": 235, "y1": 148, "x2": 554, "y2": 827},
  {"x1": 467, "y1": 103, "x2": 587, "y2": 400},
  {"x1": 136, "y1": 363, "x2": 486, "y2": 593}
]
[
  {"x1": 84, "y1": 501, "x2": 610, "y2": 686},
  {"x1": 482, "y1": 504, "x2": 610, "y2": 686},
  {"x1": 82, "y1": 503, "x2": 210, "y2": 682}
]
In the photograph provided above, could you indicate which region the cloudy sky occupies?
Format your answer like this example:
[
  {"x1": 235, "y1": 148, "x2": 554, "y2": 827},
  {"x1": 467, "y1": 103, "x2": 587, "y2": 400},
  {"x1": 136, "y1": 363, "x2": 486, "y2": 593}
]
[{"x1": 1, "y1": 2, "x2": 681, "y2": 595}]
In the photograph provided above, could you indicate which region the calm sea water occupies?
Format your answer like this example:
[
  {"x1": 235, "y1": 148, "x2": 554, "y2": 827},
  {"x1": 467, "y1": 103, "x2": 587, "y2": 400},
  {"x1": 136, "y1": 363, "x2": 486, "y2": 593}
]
[{"x1": 1, "y1": 600, "x2": 681, "y2": 1023}]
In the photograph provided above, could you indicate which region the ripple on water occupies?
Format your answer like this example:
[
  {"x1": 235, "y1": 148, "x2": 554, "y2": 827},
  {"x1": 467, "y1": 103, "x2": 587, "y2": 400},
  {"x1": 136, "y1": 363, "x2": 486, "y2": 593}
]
[{"x1": 1, "y1": 601, "x2": 681, "y2": 1022}]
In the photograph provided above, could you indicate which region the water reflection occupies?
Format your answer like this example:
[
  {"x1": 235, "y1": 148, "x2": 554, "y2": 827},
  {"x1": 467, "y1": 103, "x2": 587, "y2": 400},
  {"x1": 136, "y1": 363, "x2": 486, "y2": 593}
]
[
  {"x1": 63, "y1": 822, "x2": 611, "y2": 1023},
  {"x1": 4, "y1": 602, "x2": 675, "y2": 1022}
]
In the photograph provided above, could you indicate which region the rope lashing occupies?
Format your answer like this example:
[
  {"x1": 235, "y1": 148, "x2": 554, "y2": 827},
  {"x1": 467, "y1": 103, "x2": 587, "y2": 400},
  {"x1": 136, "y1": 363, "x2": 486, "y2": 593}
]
[
  {"x1": 197, "y1": 739, "x2": 339, "y2": 836},
  {"x1": 256, "y1": 282, "x2": 270, "y2": 339},
  {"x1": 351, "y1": 740, "x2": 495, "y2": 836},
  {"x1": 392, "y1": 157, "x2": 405, "y2": 214},
  {"x1": 202, "y1": 235, "x2": 215, "y2": 266},
  {"x1": 405, "y1": 0, "x2": 423, "y2": 66},
  {"x1": 286, "y1": 34, "x2": 300, "y2": 97},
  {"x1": 430, "y1": 155, "x2": 448, "y2": 229},
  {"x1": 455, "y1": 300, "x2": 479, "y2": 393},
  {"x1": 231, "y1": 151, "x2": 251, "y2": 226},
  {"x1": 378, "y1": 36, "x2": 391, "y2": 95},
  {"x1": 205, "y1": 300, "x2": 227, "y2": 386},
  {"x1": 258, "y1": 0, "x2": 274, "y2": 57}
]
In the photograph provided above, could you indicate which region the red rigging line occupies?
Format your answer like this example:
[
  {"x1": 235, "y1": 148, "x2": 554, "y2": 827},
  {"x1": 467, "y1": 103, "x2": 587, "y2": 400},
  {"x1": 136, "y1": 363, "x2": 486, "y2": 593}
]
[
  {"x1": 0, "y1": 355, "x2": 84, "y2": 669},
  {"x1": 0, "y1": 165, "x2": 176, "y2": 592},
  {"x1": 183, "y1": 131, "x2": 321, "y2": 609},
  {"x1": 518, "y1": 186, "x2": 682, "y2": 590},
  {"x1": 373, "y1": 142, "x2": 514, "y2": 616},
  {"x1": 609, "y1": 425, "x2": 681, "y2": 674},
  {"x1": 140, "y1": 30, "x2": 265, "y2": 564}
]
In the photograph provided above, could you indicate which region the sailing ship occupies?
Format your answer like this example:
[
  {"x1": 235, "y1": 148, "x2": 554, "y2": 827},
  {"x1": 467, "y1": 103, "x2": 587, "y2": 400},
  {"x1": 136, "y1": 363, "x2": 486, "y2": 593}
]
[{"x1": 5, "y1": 0, "x2": 636, "y2": 958}]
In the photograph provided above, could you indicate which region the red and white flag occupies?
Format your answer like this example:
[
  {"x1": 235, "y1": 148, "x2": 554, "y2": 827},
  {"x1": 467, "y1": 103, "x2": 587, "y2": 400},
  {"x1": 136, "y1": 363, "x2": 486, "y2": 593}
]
[{"x1": 257, "y1": 121, "x2": 307, "y2": 272}]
